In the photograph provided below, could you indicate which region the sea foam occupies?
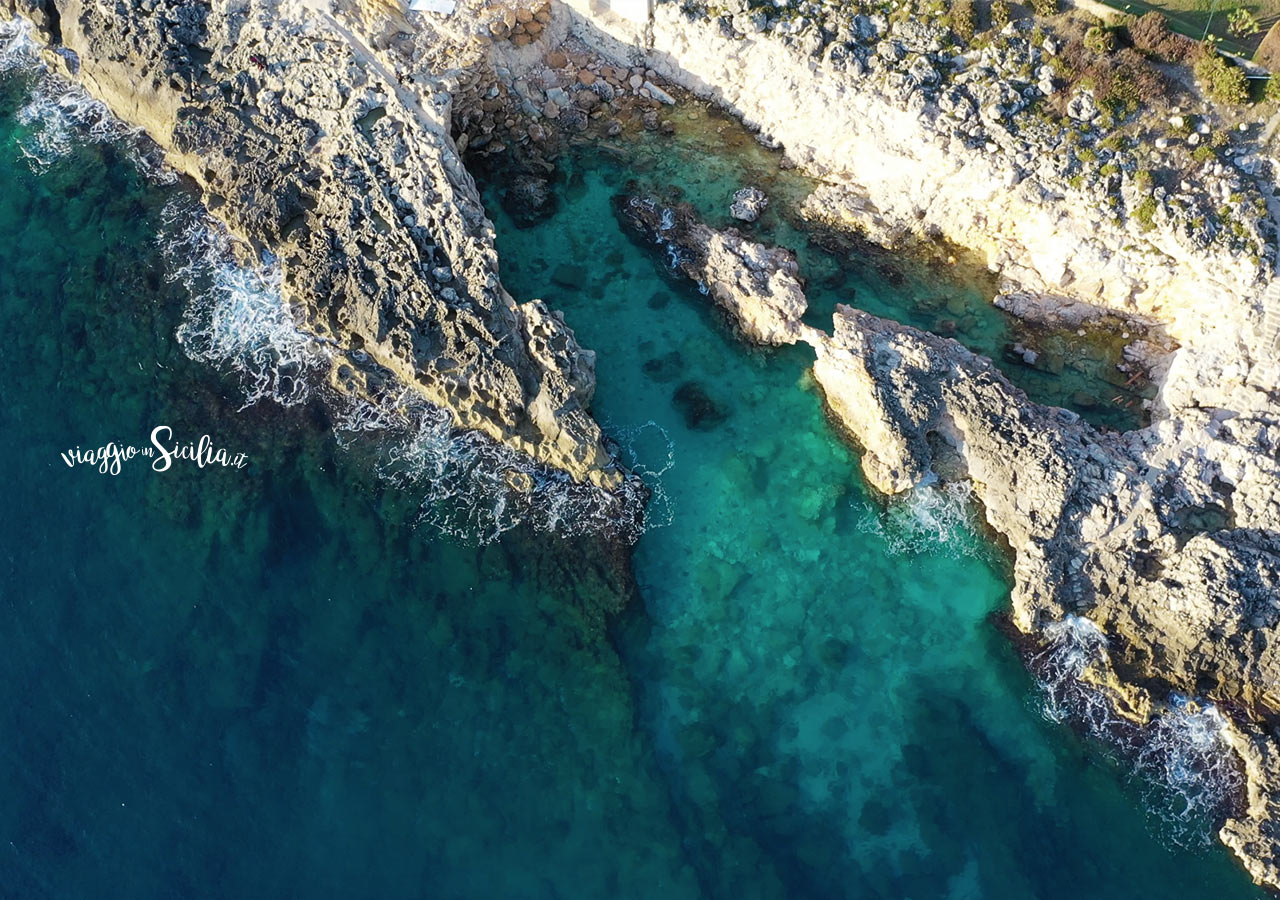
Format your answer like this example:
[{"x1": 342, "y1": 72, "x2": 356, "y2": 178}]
[
  {"x1": 1035, "y1": 615, "x2": 1244, "y2": 846},
  {"x1": 0, "y1": 17, "x2": 37, "y2": 73},
  {"x1": 160, "y1": 200, "x2": 661, "y2": 544},
  {"x1": 1, "y1": 16, "x2": 173, "y2": 182},
  {"x1": 859, "y1": 480, "x2": 979, "y2": 556},
  {"x1": 165, "y1": 198, "x2": 326, "y2": 410}
]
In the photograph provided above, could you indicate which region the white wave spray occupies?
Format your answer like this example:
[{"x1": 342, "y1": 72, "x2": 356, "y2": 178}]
[
  {"x1": 859, "y1": 480, "x2": 978, "y2": 556},
  {"x1": 0, "y1": 16, "x2": 40, "y2": 74},
  {"x1": 161, "y1": 200, "x2": 665, "y2": 544},
  {"x1": 0, "y1": 16, "x2": 174, "y2": 182},
  {"x1": 165, "y1": 198, "x2": 326, "y2": 410},
  {"x1": 1034, "y1": 615, "x2": 1244, "y2": 846}
]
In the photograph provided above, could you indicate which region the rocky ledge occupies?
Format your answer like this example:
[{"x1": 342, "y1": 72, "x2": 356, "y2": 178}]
[
  {"x1": 2, "y1": 0, "x2": 624, "y2": 490},
  {"x1": 814, "y1": 301, "x2": 1280, "y2": 887},
  {"x1": 629, "y1": 195, "x2": 1280, "y2": 887},
  {"x1": 615, "y1": 193, "x2": 813, "y2": 346}
]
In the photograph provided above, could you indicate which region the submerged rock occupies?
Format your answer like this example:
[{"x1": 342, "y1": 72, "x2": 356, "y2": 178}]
[
  {"x1": 672, "y1": 380, "x2": 729, "y2": 430},
  {"x1": 503, "y1": 174, "x2": 557, "y2": 228}
]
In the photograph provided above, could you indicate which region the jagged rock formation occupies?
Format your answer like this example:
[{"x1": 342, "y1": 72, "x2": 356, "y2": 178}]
[
  {"x1": 813, "y1": 303, "x2": 1280, "y2": 886},
  {"x1": 729, "y1": 185, "x2": 767, "y2": 222},
  {"x1": 8, "y1": 0, "x2": 1280, "y2": 881},
  {"x1": 625, "y1": 194, "x2": 1280, "y2": 887},
  {"x1": 1, "y1": 0, "x2": 623, "y2": 489},
  {"x1": 615, "y1": 193, "x2": 812, "y2": 346}
]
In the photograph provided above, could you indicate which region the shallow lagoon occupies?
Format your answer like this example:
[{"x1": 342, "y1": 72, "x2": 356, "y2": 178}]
[{"x1": 0, "y1": 42, "x2": 1267, "y2": 900}]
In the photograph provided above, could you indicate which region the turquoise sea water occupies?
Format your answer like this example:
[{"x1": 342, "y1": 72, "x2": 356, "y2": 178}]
[{"x1": 0, "y1": 34, "x2": 1267, "y2": 900}]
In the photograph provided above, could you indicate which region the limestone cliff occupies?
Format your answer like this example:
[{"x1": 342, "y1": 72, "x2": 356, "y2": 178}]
[
  {"x1": 564, "y1": 0, "x2": 1274, "y2": 338},
  {"x1": 2, "y1": 0, "x2": 623, "y2": 489}
]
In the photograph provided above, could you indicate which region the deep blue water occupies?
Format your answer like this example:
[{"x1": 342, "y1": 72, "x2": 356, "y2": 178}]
[{"x1": 0, "y1": 28, "x2": 1267, "y2": 900}]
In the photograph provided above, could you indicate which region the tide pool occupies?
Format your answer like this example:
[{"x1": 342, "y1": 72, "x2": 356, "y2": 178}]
[{"x1": 0, "y1": 31, "x2": 1267, "y2": 900}]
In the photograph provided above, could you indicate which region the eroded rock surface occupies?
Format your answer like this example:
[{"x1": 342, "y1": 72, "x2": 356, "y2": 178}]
[
  {"x1": 615, "y1": 193, "x2": 812, "y2": 346},
  {"x1": 813, "y1": 302, "x2": 1280, "y2": 884},
  {"x1": 630, "y1": 197, "x2": 1280, "y2": 886},
  {"x1": 3, "y1": 0, "x2": 622, "y2": 488},
  {"x1": 729, "y1": 185, "x2": 767, "y2": 222}
]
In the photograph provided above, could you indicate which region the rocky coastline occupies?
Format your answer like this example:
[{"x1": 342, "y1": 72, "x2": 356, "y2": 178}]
[
  {"x1": 7, "y1": 0, "x2": 1280, "y2": 887},
  {"x1": 2, "y1": 0, "x2": 630, "y2": 493},
  {"x1": 619, "y1": 187, "x2": 1280, "y2": 888},
  {"x1": 556, "y1": 0, "x2": 1280, "y2": 884}
]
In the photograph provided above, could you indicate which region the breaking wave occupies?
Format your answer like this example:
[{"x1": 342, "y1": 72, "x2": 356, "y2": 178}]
[
  {"x1": 1, "y1": 16, "x2": 173, "y2": 181},
  {"x1": 0, "y1": 17, "x2": 38, "y2": 73},
  {"x1": 3, "y1": 15, "x2": 661, "y2": 545},
  {"x1": 166, "y1": 199, "x2": 326, "y2": 410},
  {"x1": 330, "y1": 386, "x2": 655, "y2": 545},
  {"x1": 15, "y1": 75, "x2": 130, "y2": 168},
  {"x1": 858, "y1": 480, "x2": 978, "y2": 556},
  {"x1": 161, "y1": 202, "x2": 661, "y2": 544},
  {"x1": 608, "y1": 420, "x2": 676, "y2": 531},
  {"x1": 1034, "y1": 615, "x2": 1245, "y2": 846}
]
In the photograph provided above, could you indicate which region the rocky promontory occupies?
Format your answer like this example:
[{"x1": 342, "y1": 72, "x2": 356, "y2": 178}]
[
  {"x1": 2, "y1": 0, "x2": 625, "y2": 490},
  {"x1": 9, "y1": 0, "x2": 1280, "y2": 884},
  {"x1": 622, "y1": 188, "x2": 1280, "y2": 885}
]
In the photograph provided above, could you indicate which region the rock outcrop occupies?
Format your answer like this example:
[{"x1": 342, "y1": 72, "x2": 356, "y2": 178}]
[
  {"x1": 2, "y1": 0, "x2": 623, "y2": 489},
  {"x1": 553, "y1": 0, "x2": 1280, "y2": 882},
  {"x1": 615, "y1": 193, "x2": 812, "y2": 346},
  {"x1": 624, "y1": 193, "x2": 1280, "y2": 886},
  {"x1": 729, "y1": 185, "x2": 767, "y2": 222},
  {"x1": 813, "y1": 301, "x2": 1280, "y2": 886}
]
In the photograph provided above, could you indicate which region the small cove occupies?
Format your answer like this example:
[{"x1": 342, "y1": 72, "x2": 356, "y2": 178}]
[
  {"x1": 476, "y1": 105, "x2": 1261, "y2": 898},
  {"x1": 516, "y1": 101, "x2": 1157, "y2": 433},
  {"x1": 0, "y1": 29, "x2": 1267, "y2": 900}
]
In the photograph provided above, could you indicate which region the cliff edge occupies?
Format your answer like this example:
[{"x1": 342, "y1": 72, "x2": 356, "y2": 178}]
[{"x1": 2, "y1": 0, "x2": 624, "y2": 490}]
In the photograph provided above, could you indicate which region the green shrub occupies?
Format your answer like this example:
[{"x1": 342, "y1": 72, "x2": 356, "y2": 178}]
[
  {"x1": 1228, "y1": 8, "x2": 1261, "y2": 37},
  {"x1": 1085, "y1": 25, "x2": 1116, "y2": 54},
  {"x1": 1085, "y1": 50, "x2": 1168, "y2": 117},
  {"x1": 1133, "y1": 195, "x2": 1158, "y2": 232},
  {"x1": 1266, "y1": 75, "x2": 1280, "y2": 102},
  {"x1": 1033, "y1": 0, "x2": 1058, "y2": 17},
  {"x1": 1192, "y1": 143, "x2": 1217, "y2": 162},
  {"x1": 1134, "y1": 168, "x2": 1153, "y2": 189},
  {"x1": 990, "y1": 0, "x2": 1010, "y2": 31},
  {"x1": 1194, "y1": 49, "x2": 1249, "y2": 105},
  {"x1": 953, "y1": 0, "x2": 976, "y2": 39}
]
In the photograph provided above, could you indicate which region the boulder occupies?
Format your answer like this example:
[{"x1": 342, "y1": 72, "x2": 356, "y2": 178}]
[{"x1": 730, "y1": 186, "x2": 769, "y2": 222}]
